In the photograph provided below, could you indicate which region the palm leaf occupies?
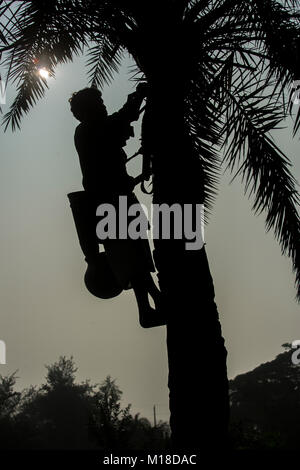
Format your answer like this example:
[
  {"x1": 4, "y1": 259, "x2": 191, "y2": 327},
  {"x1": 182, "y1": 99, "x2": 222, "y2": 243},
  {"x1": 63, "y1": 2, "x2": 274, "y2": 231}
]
[
  {"x1": 2, "y1": 65, "x2": 49, "y2": 131},
  {"x1": 183, "y1": 52, "x2": 236, "y2": 221},
  {"x1": 219, "y1": 74, "x2": 300, "y2": 301},
  {"x1": 85, "y1": 39, "x2": 124, "y2": 89},
  {"x1": 249, "y1": 0, "x2": 300, "y2": 134},
  {"x1": 1, "y1": 0, "x2": 88, "y2": 130}
]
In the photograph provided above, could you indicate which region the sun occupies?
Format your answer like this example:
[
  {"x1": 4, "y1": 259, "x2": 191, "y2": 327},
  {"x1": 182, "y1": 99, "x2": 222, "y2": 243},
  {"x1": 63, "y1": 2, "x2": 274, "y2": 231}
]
[{"x1": 38, "y1": 67, "x2": 50, "y2": 79}]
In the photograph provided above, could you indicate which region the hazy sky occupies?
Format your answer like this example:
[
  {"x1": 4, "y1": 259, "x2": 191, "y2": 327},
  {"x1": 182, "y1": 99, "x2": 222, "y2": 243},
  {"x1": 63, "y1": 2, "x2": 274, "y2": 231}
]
[{"x1": 0, "y1": 54, "x2": 299, "y2": 423}]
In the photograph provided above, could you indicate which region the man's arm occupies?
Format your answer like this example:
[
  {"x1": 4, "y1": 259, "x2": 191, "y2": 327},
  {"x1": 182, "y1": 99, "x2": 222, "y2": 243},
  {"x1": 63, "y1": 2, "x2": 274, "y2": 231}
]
[{"x1": 111, "y1": 83, "x2": 148, "y2": 124}]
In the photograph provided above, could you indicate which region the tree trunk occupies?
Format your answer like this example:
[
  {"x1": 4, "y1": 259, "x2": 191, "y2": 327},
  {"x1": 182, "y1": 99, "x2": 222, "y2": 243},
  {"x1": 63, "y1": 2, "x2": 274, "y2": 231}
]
[
  {"x1": 129, "y1": 6, "x2": 230, "y2": 450},
  {"x1": 141, "y1": 71, "x2": 229, "y2": 453},
  {"x1": 153, "y1": 241, "x2": 229, "y2": 451}
]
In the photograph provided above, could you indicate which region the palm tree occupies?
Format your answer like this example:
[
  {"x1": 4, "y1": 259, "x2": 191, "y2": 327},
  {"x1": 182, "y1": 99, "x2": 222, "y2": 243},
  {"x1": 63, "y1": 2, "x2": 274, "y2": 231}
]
[{"x1": 1, "y1": 0, "x2": 299, "y2": 451}]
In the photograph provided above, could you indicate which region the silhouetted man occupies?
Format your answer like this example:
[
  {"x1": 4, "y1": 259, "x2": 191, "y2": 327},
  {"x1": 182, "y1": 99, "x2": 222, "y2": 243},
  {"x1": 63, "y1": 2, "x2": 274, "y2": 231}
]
[{"x1": 69, "y1": 85, "x2": 165, "y2": 328}]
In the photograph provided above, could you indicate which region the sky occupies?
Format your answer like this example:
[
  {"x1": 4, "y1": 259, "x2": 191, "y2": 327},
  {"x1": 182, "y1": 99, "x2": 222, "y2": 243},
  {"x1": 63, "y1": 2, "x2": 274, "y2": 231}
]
[{"x1": 0, "y1": 53, "x2": 299, "y2": 424}]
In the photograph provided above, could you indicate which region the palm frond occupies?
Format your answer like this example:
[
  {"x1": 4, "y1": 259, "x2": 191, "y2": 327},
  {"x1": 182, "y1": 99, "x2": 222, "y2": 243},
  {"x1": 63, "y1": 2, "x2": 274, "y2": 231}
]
[
  {"x1": 282, "y1": 0, "x2": 299, "y2": 9},
  {"x1": 0, "y1": 0, "x2": 141, "y2": 129},
  {"x1": 187, "y1": 35, "x2": 299, "y2": 300},
  {"x1": 1, "y1": 0, "x2": 89, "y2": 130},
  {"x1": 0, "y1": 0, "x2": 24, "y2": 45},
  {"x1": 187, "y1": 0, "x2": 299, "y2": 137},
  {"x1": 184, "y1": 0, "x2": 215, "y2": 22},
  {"x1": 85, "y1": 39, "x2": 124, "y2": 89},
  {"x1": 243, "y1": 134, "x2": 299, "y2": 302},
  {"x1": 249, "y1": 0, "x2": 300, "y2": 134},
  {"x1": 185, "y1": 100, "x2": 222, "y2": 224},
  {"x1": 2, "y1": 66, "x2": 49, "y2": 131},
  {"x1": 127, "y1": 62, "x2": 145, "y2": 83},
  {"x1": 187, "y1": 0, "x2": 300, "y2": 301},
  {"x1": 219, "y1": 73, "x2": 300, "y2": 302},
  {"x1": 183, "y1": 53, "x2": 234, "y2": 221}
]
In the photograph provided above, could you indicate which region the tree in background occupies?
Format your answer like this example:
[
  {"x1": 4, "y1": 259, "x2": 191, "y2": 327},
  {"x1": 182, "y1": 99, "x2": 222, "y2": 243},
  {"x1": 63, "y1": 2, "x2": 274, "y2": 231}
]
[
  {"x1": 4, "y1": 356, "x2": 98, "y2": 449},
  {"x1": 2, "y1": 350, "x2": 300, "y2": 450},
  {"x1": 1, "y1": 0, "x2": 299, "y2": 450},
  {"x1": 91, "y1": 375, "x2": 132, "y2": 450},
  {"x1": 229, "y1": 344, "x2": 300, "y2": 449},
  {"x1": 0, "y1": 372, "x2": 22, "y2": 448},
  {"x1": 0, "y1": 356, "x2": 169, "y2": 450}
]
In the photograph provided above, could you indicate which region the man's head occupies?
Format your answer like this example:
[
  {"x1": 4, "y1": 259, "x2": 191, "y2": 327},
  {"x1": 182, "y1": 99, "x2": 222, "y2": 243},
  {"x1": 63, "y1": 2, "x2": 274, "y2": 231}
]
[{"x1": 69, "y1": 87, "x2": 108, "y2": 122}]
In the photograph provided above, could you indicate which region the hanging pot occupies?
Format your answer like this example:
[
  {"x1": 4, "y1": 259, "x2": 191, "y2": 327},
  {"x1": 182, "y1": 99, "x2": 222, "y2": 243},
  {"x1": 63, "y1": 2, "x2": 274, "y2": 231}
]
[{"x1": 67, "y1": 191, "x2": 123, "y2": 299}]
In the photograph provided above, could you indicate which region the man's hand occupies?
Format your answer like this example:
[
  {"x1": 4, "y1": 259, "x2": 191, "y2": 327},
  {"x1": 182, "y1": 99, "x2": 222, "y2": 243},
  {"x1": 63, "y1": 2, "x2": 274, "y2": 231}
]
[{"x1": 119, "y1": 83, "x2": 149, "y2": 124}]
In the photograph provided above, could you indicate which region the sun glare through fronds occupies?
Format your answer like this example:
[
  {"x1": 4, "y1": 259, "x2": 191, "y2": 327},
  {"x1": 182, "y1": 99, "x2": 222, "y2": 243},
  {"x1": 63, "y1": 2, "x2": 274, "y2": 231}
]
[{"x1": 38, "y1": 67, "x2": 49, "y2": 79}]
